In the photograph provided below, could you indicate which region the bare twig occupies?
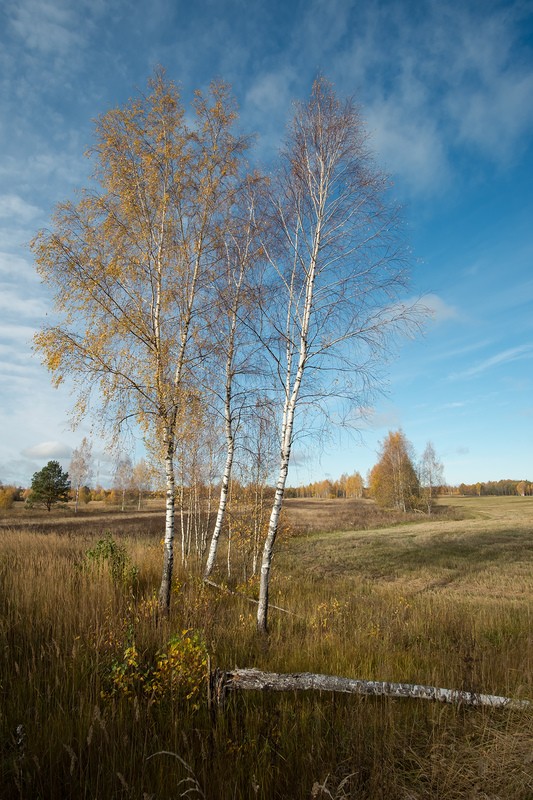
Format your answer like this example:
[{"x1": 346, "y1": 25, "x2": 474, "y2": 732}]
[{"x1": 203, "y1": 578, "x2": 298, "y2": 616}]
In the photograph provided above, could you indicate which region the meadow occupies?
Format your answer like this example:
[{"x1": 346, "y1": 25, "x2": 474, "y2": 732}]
[{"x1": 1, "y1": 496, "x2": 532, "y2": 799}]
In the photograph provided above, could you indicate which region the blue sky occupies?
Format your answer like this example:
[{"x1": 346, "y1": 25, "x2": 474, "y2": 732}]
[{"x1": 1, "y1": 0, "x2": 532, "y2": 488}]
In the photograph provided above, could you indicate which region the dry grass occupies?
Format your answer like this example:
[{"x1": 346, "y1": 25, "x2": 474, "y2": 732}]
[
  {"x1": 0, "y1": 496, "x2": 532, "y2": 798},
  {"x1": 282, "y1": 496, "x2": 458, "y2": 533}
]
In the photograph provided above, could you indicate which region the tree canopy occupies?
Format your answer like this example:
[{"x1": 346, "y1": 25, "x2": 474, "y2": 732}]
[
  {"x1": 30, "y1": 461, "x2": 71, "y2": 511},
  {"x1": 369, "y1": 430, "x2": 420, "y2": 511}
]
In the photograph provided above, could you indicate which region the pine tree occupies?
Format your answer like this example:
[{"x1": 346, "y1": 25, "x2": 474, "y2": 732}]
[{"x1": 30, "y1": 461, "x2": 71, "y2": 511}]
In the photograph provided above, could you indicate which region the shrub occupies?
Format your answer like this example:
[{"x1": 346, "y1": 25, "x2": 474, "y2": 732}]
[
  {"x1": 149, "y1": 630, "x2": 208, "y2": 705},
  {"x1": 103, "y1": 630, "x2": 208, "y2": 707},
  {"x1": 0, "y1": 486, "x2": 16, "y2": 510},
  {"x1": 85, "y1": 533, "x2": 139, "y2": 588}
]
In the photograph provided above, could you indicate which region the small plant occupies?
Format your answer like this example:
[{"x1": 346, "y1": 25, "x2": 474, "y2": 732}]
[
  {"x1": 104, "y1": 643, "x2": 148, "y2": 698},
  {"x1": 85, "y1": 533, "x2": 138, "y2": 588},
  {"x1": 311, "y1": 598, "x2": 347, "y2": 633},
  {"x1": 311, "y1": 773, "x2": 356, "y2": 799},
  {"x1": 102, "y1": 630, "x2": 208, "y2": 707},
  {"x1": 148, "y1": 630, "x2": 208, "y2": 705}
]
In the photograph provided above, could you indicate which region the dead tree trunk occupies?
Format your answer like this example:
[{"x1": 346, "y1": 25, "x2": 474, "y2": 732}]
[{"x1": 210, "y1": 668, "x2": 529, "y2": 710}]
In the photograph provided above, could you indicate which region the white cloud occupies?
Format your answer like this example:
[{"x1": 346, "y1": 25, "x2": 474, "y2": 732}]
[
  {"x1": 296, "y1": 0, "x2": 351, "y2": 56},
  {"x1": 420, "y1": 294, "x2": 459, "y2": 323},
  {"x1": 21, "y1": 440, "x2": 72, "y2": 459},
  {"x1": 438, "y1": 4, "x2": 533, "y2": 160},
  {"x1": 0, "y1": 194, "x2": 41, "y2": 222},
  {"x1": 450, "y1": 344, "x2": 533, "y2": 380},
  {"x1": 0, "y1": 322, "x2": 37, "y2": 342},
  {"x1": 0, "y1": 458, "x2": 41, "y2": 485},
  {"x1": 321, "y1": 0, "x2": 533, "y2": 193},
  {"x1": 354, "y1": 405, "x2": 401, "y2": 431},
  {"x1": 0, "y1": 151, "x2": 89, "y2": 197},
  {"x1": 0, "y1": 251, "x2": 38, "y2": 281},
  {"x1": 0, "y1": 288, "x2": 48, "y2": 320},
  {"x1": 7, "y1": 0, "x2": 84, "y2": 56},
  {"x1": 364, "y1": 95, "x2": 449, "y2": 194}
]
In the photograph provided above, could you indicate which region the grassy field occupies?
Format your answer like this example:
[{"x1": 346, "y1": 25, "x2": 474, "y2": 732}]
[{"x1": 1, "y1": 496, "x2": 532, "y2": 798}]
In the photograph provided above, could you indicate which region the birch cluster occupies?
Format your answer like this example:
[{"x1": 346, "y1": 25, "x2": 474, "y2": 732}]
[{"x1": 32, "y1": 71, "x2": 418, "y2": 626}]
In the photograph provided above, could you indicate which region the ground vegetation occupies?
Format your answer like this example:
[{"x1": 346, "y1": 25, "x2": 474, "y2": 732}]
[{"x1": 0, "y1": 496, "x2": 532, "y2": 797}]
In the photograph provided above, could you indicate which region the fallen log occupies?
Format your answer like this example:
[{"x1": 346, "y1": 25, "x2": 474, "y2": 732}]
[{"x1": 210, "y1": 668, "x2": 530, "y2": 710}]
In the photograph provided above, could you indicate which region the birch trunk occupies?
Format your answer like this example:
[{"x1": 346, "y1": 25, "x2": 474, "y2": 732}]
[
  {"x1": 204, "y1": 426, "x2": 234, "y2": 577},
  {"x1": 203, "y1": 224, "x2": 248, "y2": 578},
  {"x1": 212, "y1": 668, "x2": 530, "y2": 710},
  {"x1": 256, "y1": 378, "x2": 301, "y2": 631},
  {"x1": 257, "y1": 219, "x2": 321, "y2": 631},
  {"x1": 158, "y1": 435, "x2": 176, "y2": 613}
]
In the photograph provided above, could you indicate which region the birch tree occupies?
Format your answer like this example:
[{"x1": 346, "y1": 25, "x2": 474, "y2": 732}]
[
  {"x1": 369, "y1": 430, "x2": 420, "y2": 511},
  {"x1": 256, "y1": 79, "x2": 417, "y2": 632},
  {"x1": 31, "y1": 70, "x2": 249, "y2": 613},
  {"x1": 204, "y1": 178, "x2": 264, "y2": 577},
  {"x1": 69, "y1": 436, "x2": 93, "y2": 513},
  {"x1": 419, "y1": 441, "x2": 444, "y2": 514},
  {"x1": 114, "y1": 455, "x2": 133, "y2": 511},
  {"x1": 131, "y1": 459, "x2": 153, "y2": 510}
]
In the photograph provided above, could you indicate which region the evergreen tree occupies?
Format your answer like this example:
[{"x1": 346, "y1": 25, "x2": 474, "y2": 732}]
[{"x1": 30, "y1": 461, "x2": 71, "y2": 511}]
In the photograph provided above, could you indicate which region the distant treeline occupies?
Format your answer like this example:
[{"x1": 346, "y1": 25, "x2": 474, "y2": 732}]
[
  {"x1": 285, "y1": 473, "x2": 364, "y2": 499},
  {"x1": 285, "y1": 478, "x2": 533, "y2": 499},
  {"x1": 452, "y1": 479, "x2": 532, "y2": 497}
]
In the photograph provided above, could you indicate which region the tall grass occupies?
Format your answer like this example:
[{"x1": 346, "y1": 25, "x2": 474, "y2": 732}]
[{"x1": 1, "y1": 505, "x2": 532, "y2": 798}]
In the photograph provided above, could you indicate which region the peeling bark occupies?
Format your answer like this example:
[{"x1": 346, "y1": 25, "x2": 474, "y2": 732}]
[{"x1": 211, "y1": 668, "x2": 530, "y2": 710}]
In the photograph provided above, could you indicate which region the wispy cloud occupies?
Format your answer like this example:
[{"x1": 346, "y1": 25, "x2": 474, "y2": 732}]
[
  {"x1": 0, "y1": 194, "x2": 41, "y2": 222},
  {"x1": 450, "y1": 344, "x2": 533, "y2": 380},
  {"x1": 6, "y1": 0, "x2": 84, "y2": 57},
  {"x1": 0, "y1": 251, "x2": 39, "y2": 282},
  {"x1": 421, "y1": 294, "x2": 459, "y2": 323},
  {"x1": 352, "y1": 405, "x2": 401, "y2": 431},
  {"x1": 0, "y1": 288, "x2": 48, "y2": 320},
  {"x1": 440, "y1": 401, "x2": 467, "y2": 410},
  {"x1": 21, "y1": 440, "x2": 72, "y2": 459},
  {"x1": 364, "y1": 101, "x2": 449, "y2": 193},
  {"x1": 324, "y1": 1, "x2": 533, "y2": 192}
]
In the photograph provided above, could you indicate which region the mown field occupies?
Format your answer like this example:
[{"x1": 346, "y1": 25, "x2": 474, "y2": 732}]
[{"x1": 1, "y1": 496, "x2": 532, "y2": 799}]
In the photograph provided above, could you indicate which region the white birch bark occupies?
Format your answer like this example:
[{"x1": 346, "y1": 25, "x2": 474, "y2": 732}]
[
  {"x1": 158, "y1": 434, "x2": 176, "y2": 611},
  {"x1": 204, "y1": 320, "x2": 237, "y2": 577},
  {"x1": 69, "y1": 437, "x2": 92, "y2": 515},
  {"x1": 257, "y1": 196, "x2": 323, "y2": 631},
  {"x1": 204, "y1": 434, "x2": 234, "y2": 576},
  {"x1": 204, "y1": 201, "x2": 253, "y2": 578},
  {"x1": 213, "y1": 668, "x2": 530, "y2": 710}
]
